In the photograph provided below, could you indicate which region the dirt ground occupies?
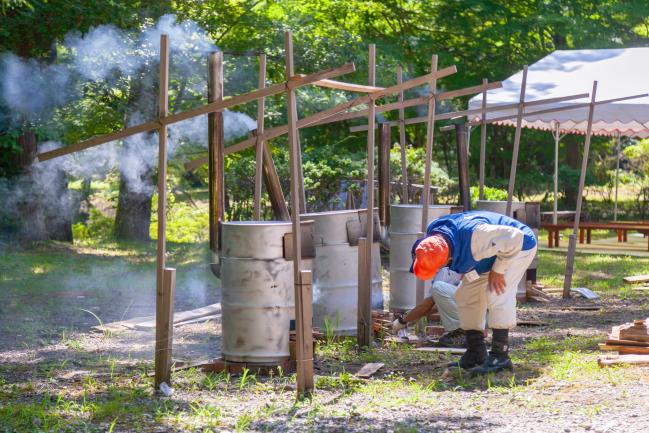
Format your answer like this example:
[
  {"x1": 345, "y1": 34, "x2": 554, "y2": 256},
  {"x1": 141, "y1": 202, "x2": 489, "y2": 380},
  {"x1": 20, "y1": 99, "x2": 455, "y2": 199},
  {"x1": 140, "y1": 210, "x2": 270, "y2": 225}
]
[{"x1": 2, "y1": 245, "x2": 649, "y2": 432}]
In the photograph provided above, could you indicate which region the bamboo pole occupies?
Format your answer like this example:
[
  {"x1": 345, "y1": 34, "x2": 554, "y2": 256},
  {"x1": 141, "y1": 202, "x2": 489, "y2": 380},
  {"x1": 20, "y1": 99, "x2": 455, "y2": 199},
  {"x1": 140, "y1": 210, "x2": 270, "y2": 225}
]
[
  {"x1": 253, "y1": 54, "x2": 266, "y2": 220},
  {"x1": 563, "y1": 81, "x2": 598, "y2": 298},
  {"x1": 154, "y1": 34, "x2": 171, "y2": 389},
  {"x1": 397, "y1": 65, "x2": 409, "y2": 203},
  {"x1": 358, "y1": 43, "x2": 376, "y2": 348},
  {"x1": 285, "y1": 31, "x2": 314, "y2": 396},
  {"x1": 479, "y1": 78, "x2": 488, "y2": 200},
  {"x1": 553, "y1": 122, "x2": 561, "y2": 225},
  {"x1": 208, "y1": 52, "x2": 225, "y2": 262},
  {"x1": 614, "y1": 131, "x2": 621, "y2": 221},
  {"x1": 505, "y1": 66, "x2": 528, "y2": 217},
  {"x1": 416, "y1": 55, "x2": 438, "y2": 307}
]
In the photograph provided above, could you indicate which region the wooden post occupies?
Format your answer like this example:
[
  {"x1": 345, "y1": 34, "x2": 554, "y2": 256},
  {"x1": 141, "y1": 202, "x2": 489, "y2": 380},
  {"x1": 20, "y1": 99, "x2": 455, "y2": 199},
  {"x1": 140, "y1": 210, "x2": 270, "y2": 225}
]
[
  {"x1": 262, "y1": 141, "x2": 290, "y2": 220},
  {"x1": 506, "y1": 65, "x2": 528, "y2": 217},
  {"x1": 455, "y1": 121, "x2": 470, "y2": 211},
  {"x1": 358, "y1": 43, "x2": 376, "y2": 348},
  {"x1": 614, "y1": 132, "x2": 621, "y2": 221},
  {"x1": 479, "y1": 78, "x2": 488, "y2": 200},
  {"x1": 553, "y1": 122, "x2": 561, "y2": 225},
  {"x1": 416, "y1": 55, "x2": 439, "y2": 306},
  {"x1": 253, "y1": 54, "x2": 267, "y2": 220},
  {"x1": 397, "y1": 65, "x2": 409, "y2": 203},
  {"x1": 154, "y1": 34, "x2": 171, "y2": 389},
  {"x1": 563, "y1": 81, "x2": 598, "y2": 298},
  {"x1": 379, "y1": 122, "x2": 391, "y2": 228},
  {"x1": 284, "y1": 31, "x2": 314, "y2": 396},
  {"x1": 155, "y1": 267, "x2": 176, "y2": 387},
  {"x1": 208, "y1": 52, "x2": 225, "y2": 262}
]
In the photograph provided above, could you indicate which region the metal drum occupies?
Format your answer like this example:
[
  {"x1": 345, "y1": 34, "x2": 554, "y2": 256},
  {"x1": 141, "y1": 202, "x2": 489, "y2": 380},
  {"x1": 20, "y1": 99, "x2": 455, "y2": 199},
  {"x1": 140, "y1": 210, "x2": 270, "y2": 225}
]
[
  {"x1": 389, "y1": 205, "x2": 456, "y2": 311},
  {"x1": 476, "y1": 200, "x2": 537, "y2": 300},
  {"x1": 220, "y1": 222, "x2": 294, "y2": 363},
  {"x1": 304, "y1": 210, "x2": 383, "y2": 335}
]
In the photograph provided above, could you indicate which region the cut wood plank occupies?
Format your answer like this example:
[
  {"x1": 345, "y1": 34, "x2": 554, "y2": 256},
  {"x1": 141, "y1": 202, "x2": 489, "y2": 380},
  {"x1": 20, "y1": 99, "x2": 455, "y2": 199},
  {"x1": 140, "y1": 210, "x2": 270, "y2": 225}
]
[
  {"x1": 355, "y1": 363, "x2": 384, "y2": 378},
  {"x1": 174, "y1": 314, "x2": 219, "y2": 327},
  {"x1": 415, "y1": 347, "x2": 466, "y2": 355},
  {"x1": 526, "y1": 285, "x2": 551, "y2": 300},
  {"x1": 606, "y1": 338, "x2": 649, "y2": 347},
  {"x1": 599, "y1": 343, "x2": 649, "y2": 354},
  {"x1": 598, "y1": 354, "x2": 649, "y2": 367},
  {"x1": 517, "y1": 320, "x2": 548, "y2": 327},
  {"x1": 135, "y1": 303, "x2": 221, "y2": 330},
  {"x1": 623, "y1": 274, "x2": 649, "y2": 283}
]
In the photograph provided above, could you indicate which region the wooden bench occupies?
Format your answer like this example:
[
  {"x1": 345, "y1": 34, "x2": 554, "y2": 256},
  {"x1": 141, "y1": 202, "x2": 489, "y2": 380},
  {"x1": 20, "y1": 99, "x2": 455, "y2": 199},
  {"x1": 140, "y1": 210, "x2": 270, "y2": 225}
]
[{"x1": 541, "y1": 221, "x2": 649, "y2": 251}]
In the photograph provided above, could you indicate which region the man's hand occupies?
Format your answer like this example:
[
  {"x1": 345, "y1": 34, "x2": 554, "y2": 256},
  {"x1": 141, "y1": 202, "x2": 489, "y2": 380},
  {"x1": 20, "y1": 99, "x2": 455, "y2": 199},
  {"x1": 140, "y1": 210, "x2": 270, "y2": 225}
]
[
  {"x1": 488, "y1": 270, "x2": 506, "y2": 295},
  {"x1": 391, "y1": 318, "x2": 407, "y2": 333}
]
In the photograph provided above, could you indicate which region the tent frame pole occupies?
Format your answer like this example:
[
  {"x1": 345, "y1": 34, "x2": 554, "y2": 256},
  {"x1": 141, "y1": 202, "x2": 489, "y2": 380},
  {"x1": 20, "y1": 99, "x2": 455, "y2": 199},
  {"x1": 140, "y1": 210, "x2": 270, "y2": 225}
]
[
  {"x1": 479, "y1": 78, "x2": 488, "y2": 200},
  {"x1": 552, "y1": 122, "x2": 561, "y2": 225},
  {"x1": 563, "y1": 81, "x2": 598, "y2": 299},
  {"x1": 506, "y1": 66, "x2": 528, "y2": 217},
  {"x1": 614, "y1": 132, "x2": 621, "y2": 222}
]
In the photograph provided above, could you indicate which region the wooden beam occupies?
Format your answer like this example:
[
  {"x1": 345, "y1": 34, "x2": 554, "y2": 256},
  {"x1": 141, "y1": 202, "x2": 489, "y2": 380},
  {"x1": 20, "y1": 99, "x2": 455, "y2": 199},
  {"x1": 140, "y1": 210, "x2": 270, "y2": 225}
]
[
  {"x1": 154, "y1": 267, "x2": 176, "y2": 388},
  {"x1": 184, "y1": 66, "x2": 460, "y2": 172},
  {"x1": 417, "y1": 55, "x2": 439, "y2": 307},
  {"x1": 478, "y1": 78, "x2": 488, "y2": 201},
  {"x1": 397, "y1": 65, "x2": 408, "y2": 203},
  {"x1": 285, "y1": 31, "x2": 313, "y2": 397},
  {"x1": 563, "y1": 81, "x2": 598, "y2": 298},
  {"x1": 253, "y1": 54, "x2": 266, "y2": 220},
  {"x1": 154, "y1": 34, "x2": 171, "y2": 389},
  {"x1": 208, "y1": 51, "x2": 225, "y2": 258},
  {"x1": 505, "y1": 65, "x2": 528, "y2": 217},
  {"x1": 37, "y1": 62, "x2": 356, "y2": 162},
  {"x1": 378, "y1": 123, "x2": 391, "y2": 228},
  {"x1": 262, "y1": 141, "x2": 290, "y2": 220},
  {"x1": 312, "y1": 78, "x2": 384, "y2": 93},
  {"x1": 358, "y1": 44, "x2": 376, "y2": 348}
]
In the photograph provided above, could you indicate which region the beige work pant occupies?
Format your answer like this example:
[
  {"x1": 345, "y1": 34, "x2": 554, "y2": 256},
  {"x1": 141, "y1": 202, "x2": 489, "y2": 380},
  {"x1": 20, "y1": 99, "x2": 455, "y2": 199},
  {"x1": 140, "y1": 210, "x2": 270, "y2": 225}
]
[{"x1": 455, "y1": 246, "x2": 537, "y2": 330}]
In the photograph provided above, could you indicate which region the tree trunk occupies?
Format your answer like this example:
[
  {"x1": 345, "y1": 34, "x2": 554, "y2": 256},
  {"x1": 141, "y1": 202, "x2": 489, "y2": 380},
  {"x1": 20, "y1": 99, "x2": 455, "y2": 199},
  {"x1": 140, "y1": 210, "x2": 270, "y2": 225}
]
[{"x1": 114, "y1": 74, "x2": 156, "y2": 242}]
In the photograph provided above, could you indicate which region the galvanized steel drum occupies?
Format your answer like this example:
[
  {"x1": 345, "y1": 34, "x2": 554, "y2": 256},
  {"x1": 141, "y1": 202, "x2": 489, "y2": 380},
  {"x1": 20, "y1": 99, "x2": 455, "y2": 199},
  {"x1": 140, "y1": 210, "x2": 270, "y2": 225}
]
[
  {"x1": 389, "y1": 205, "x2": 456, "y2": 311},
  {"x1": 220, "y1": 222, "x2": 294, "y2": 363},
  {"x1": 304, "y1": 210, "x2": 383, "y2": 335}
]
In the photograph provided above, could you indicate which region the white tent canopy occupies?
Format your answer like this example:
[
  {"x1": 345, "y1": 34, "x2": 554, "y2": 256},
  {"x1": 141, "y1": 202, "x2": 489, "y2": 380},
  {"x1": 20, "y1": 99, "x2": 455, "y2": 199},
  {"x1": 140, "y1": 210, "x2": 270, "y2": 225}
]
[{"x1": 468, "y1": 48, "x2": 649, "y2": 137}]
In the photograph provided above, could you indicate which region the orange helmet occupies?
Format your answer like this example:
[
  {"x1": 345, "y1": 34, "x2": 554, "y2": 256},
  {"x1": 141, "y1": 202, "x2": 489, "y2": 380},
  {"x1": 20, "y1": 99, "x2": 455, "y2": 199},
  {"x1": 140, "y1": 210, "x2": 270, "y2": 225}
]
[{"x1": 410, "y1": 235, "x2": 449, "y2": 280}]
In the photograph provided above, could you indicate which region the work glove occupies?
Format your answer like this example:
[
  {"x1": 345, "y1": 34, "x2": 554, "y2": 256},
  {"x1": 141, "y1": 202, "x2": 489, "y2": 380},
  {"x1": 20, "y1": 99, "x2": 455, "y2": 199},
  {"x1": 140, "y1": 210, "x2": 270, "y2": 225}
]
[{"x1": 391, "y1": 317, "x2": 407, "y2": 333}]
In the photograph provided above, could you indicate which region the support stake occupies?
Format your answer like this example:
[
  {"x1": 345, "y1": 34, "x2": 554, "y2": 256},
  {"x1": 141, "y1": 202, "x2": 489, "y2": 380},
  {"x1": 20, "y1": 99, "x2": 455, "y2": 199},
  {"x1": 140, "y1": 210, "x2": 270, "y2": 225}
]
[{"x1": 506, "y1": 66, "x2": 528, "y2": 217}]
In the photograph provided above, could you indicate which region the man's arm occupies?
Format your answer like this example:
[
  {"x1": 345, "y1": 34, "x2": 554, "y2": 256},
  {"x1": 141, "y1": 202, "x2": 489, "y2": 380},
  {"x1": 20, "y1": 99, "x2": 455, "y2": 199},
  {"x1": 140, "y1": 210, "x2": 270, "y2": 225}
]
[{"x1": 470, "y1": 224, "x2": 524, "y2": 274}]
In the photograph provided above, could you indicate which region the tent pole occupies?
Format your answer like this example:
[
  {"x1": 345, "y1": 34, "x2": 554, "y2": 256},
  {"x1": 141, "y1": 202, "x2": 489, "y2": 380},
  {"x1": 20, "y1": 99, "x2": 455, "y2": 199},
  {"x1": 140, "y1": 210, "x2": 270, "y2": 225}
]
[
  {"x1": 553, "y1": 122, "x2": 560, "y2": 225},
  {"x1": 479, "y1": 78, "x2": 488, "y2": 201},
  {"x1": 506, "y1": 66, "x2": 528, "y2": 217},
  {"x1": 563, "y1": 81, "x2": 598, "y2": 299},
  {"x1": 614, "y1": 132, "x2": 621, "y2": 221}
]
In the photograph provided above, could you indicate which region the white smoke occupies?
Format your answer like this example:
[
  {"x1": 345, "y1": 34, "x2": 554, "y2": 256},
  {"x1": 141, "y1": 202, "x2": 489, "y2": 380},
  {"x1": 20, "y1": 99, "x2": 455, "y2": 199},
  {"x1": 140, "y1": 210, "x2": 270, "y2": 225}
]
[{"x1": 0, "y1": 14, "x2": 258, "y2": 230}]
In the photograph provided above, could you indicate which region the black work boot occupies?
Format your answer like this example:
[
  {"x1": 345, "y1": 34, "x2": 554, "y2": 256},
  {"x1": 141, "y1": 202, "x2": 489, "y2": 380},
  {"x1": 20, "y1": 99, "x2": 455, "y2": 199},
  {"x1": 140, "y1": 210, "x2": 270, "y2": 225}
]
[
  {"x1": 471, "y1": 328, "x2": 514, "y2": 376},
  {"x1": 436, "y1": 328, "x2": 467, "y2": 348},
  {"x1": 447, "y1": 330, "x2": 487, "y2": 370}
]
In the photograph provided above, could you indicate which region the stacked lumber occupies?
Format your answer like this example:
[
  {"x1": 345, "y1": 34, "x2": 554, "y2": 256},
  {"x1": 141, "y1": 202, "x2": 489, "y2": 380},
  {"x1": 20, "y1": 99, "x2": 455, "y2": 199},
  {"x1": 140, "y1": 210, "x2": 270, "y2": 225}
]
[{"x1": 599, "y1": 319, "x2": 649, "y2": 355}]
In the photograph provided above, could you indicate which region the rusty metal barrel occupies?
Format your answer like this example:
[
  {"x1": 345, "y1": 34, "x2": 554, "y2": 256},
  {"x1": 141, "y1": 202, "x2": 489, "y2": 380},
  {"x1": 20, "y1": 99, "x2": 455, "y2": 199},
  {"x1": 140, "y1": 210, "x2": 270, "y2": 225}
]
[
  {"x1": 476, "y1": 200, "x2": 539, "y2": 300},
  {"x1": 389, "y1": 204, "x2": 457, "y2": 311},
  {"x1": 220, "y1": 221, "x2": 294, "y2": 363},
  {"x1": 302, "y1": 210, "x2": 382, "y2": 335}
]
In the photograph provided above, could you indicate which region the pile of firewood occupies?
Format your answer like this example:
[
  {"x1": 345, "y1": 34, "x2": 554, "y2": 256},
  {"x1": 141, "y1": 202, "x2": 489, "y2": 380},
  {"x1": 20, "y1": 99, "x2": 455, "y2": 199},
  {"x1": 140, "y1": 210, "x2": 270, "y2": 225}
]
[{"x1": 598, "y1": 318, "x2": 649, "y2": 367}]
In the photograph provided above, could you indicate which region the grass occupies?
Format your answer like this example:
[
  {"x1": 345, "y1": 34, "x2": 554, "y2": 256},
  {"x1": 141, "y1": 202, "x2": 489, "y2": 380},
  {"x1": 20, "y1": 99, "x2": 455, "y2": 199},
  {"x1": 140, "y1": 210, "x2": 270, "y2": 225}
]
[{"x1": 1, "y1": 239, "x2": 649, "y2": 431}]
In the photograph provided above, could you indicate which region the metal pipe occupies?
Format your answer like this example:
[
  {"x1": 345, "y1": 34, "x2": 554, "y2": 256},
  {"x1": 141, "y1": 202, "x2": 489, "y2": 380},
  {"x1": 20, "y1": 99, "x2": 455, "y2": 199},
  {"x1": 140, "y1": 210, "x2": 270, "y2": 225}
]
[{"x1": 553, "y1": 122, "x2": 560, "y2": 225}]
